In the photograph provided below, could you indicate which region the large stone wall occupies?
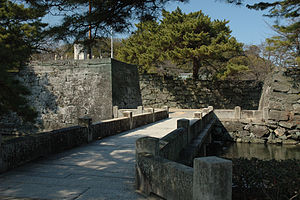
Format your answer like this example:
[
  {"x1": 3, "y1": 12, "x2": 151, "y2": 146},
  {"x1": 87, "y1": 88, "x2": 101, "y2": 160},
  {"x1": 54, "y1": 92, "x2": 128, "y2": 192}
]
[
  {"x1": 140, "y1": 74, "x2": 263, "y2": 110},
  {"x1": 0, "y1": 58, "x2": 142, "y2": 134},
  {"x1": 212, "y1": 66, "x2": 300, "y2": 145}
]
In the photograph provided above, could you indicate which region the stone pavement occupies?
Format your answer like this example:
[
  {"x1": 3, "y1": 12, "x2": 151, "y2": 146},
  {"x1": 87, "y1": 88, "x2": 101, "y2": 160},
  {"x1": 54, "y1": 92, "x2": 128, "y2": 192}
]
[{"x1": 0, "y1": 110, "x2": 196, "y2": 200}]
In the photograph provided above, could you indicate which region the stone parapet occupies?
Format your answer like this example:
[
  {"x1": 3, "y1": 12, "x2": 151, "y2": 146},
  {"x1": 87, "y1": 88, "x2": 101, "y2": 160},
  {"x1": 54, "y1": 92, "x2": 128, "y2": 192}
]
[
  {"x1": 0, "y1": 107, "x2": 168, "y2": 173},
  {"x1": 135, "y1": 107, "x2": 230, "y2": 200}
]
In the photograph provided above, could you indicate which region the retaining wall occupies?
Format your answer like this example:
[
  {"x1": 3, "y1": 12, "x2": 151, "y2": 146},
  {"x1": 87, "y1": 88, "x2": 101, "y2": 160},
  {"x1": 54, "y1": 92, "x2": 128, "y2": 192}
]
[
  {"x1": 0, "y1": 108, "x2": 168, "y2": 173},
  {"x1": 213, "y1": 106, "x2": 300, "y2": 145},
  {"x1": 0, "y1": 59, "x2": 142, "y2": 135},
  {"x1": 140, "y1": 74, "x2": 263, "y2": 109}
]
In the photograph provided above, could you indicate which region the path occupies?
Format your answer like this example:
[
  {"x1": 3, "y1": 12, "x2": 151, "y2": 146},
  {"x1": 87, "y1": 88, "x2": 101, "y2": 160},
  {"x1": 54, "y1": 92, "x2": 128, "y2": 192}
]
[{"x1": 0, "y1": 110, "x2": 194, "y2": 200}]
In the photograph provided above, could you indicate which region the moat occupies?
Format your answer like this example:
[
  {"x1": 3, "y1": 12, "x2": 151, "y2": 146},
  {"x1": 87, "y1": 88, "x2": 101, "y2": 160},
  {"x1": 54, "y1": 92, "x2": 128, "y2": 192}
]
[{"x1": 209, "y1": 142, "x2": 300, "y2": 160}]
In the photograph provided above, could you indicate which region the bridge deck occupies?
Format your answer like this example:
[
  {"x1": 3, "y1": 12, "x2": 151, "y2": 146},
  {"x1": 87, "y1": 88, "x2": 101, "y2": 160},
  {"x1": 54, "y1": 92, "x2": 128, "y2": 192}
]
[{"x1": 0, "y1": 111, "x2": 193, "y2": 200}]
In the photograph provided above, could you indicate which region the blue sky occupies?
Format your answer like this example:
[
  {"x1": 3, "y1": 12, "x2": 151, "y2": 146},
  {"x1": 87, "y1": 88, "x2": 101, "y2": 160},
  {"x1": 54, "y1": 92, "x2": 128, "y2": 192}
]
[
  {"x1": 43, "y1": 0, "x2": 277, "y2": 45},
  {"x1": 164, "y1": 0, "x2": 276, "y2": 45}
]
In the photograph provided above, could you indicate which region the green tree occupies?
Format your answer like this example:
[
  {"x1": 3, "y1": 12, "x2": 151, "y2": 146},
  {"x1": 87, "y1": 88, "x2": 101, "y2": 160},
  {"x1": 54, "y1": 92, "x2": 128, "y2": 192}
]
[
  {"x1": 117, "y1": 20, "x2": 162, "y2": 73},
  {"x1": 117, "y1": 8, "x2": 244, "y2": 79},
  {"x1": 265, "y1": 21, "x2": 300, "y2": 67},
  {"x1": 220, "y1": 0, "x2": 300, "y2": 67},
  {"x1": 0, "y1": 0, "x2": 47, "y2": 122},
  {"x1": 28, "y1": 0, "x2": 188, "y2": 42}
]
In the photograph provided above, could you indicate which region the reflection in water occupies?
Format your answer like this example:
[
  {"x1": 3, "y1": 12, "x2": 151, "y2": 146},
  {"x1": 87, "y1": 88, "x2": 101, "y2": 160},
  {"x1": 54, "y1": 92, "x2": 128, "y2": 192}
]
[{"x1": 210, "y1": 142, "x2": 300, "y2": 160}]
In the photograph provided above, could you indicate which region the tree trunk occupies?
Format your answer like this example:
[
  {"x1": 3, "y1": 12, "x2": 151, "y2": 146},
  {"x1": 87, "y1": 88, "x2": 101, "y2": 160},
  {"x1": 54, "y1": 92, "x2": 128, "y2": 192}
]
[{"x1": 192, "y1": 58, "x2": 200, "y2": 80}]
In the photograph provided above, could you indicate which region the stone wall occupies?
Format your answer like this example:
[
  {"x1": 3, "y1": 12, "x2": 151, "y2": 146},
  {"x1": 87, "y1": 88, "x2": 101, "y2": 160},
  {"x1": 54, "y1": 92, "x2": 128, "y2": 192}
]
[
  {"x1": 0, "y1": 58, "x2": 142, "y2": 134},
  {"x1": 111, "y1": 59, "x2": 142, "y2": 108},
  {"x1": 213, "y1": 107, "x2": 300, "y2": 145},
  {"x1": 140, "y1": 74, "x2": 263, "y2": 109}
]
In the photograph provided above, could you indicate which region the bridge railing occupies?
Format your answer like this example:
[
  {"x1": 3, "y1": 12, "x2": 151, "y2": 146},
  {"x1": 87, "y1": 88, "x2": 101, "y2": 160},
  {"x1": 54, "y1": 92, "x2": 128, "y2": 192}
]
[
  {"x1": 136, "y1": 106, "x2": 232, "y2": 200},
  {"x1": 0, "y1": 107, "x2": 169, "y2": 173}
]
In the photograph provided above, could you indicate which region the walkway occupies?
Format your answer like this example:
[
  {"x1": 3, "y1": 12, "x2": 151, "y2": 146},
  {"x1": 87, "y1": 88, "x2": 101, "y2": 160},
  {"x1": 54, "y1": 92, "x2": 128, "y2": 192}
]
[{"x1": 0, "y1": 110, "x2": 194, "y2": 200}]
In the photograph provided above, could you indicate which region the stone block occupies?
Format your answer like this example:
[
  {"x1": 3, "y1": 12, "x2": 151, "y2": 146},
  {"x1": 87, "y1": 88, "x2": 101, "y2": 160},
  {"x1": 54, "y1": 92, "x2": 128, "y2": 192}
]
[
  {"x1": 263, "y1": 107, "x2": 269, "y2": 120},
  {"x1": 235, "y1": 106, "x2": 241, "y2": 119},
  {"x1": 293, "y1": 104, "x2": 300, "y2": 113},
  {"x1": 136, "y1": 137, "x2": 159, "y2": 156},
  {"x1": 250, "y1": 125, "x2": 269, "y2": 138},
  {"x1": 194, "y1": 112, "x2": 202, "y2": 119},
  {"x1": 268, "y1": 101, "x2": 283, "y2": 110},
  {"x1": 137, "y1": 106, "x2": 144, "y2": 114},
  {"x1": 282, "y1": 139, "x2": 298, "y2": 145},
  {"x1": 123, "y1": 111, "x2": 133, "y2": 129},
  {"x1": 193, "y1": 156, "x2": 232, "y2": 200},
  {"x1": 237, "y1": 130, "x2": 250, "y2": 137},
  {"x1": 279, "y1": 121, "x2": 296, "y2": 129},
  {"x1": 268, "y1": 110, "x2": 289, "y2": 121},
  {"x1": 272, "y1": 82, "x2": 290, "y2": 93},
  {"x1": 177, "y1": 119, "x2": 190, "y2": 145},
  {"x1": 223, "y1": 121, "x2": 244, "y2": 132},
  {"x1": 274, "y1": 127, "x2": 286, "y2": 137},
  {"x1": 78, "y1": 116, "x2": 92, "y2": 127}
]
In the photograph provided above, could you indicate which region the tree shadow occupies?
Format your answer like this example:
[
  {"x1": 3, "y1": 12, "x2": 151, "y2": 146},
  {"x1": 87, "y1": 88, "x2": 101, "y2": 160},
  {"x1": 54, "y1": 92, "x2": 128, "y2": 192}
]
[{"x1": 0, "y1": 64, "x2": 58, "y2": 135}]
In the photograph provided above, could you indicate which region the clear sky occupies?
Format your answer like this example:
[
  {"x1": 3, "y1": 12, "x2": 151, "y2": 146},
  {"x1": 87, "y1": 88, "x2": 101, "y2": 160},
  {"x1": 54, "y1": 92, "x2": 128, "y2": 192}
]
[
  {"x1": 43, "y1": 0, "x2": 277, "y2": 45},
  {"x1": 164, "y1": 0, "x2": 276, "y2": 45}
]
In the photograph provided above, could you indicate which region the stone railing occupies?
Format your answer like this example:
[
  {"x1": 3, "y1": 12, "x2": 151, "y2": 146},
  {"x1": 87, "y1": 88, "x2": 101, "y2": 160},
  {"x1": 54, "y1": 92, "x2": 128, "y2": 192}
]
[
  {"x1": 214, "y1": 106, "x2": 266, "y2": 120},
  {"x1": 136, "y1": 107, "x2": 232, "y2": 200},
  {"x1": 0, "y1": 107, "x2": 168, "y2": 173},
  {"x1": 213, "y1": 106, "x2": 299, "y2": 144},
  {"x1": 113, "y1": 105, "x2": 169, "y2": 118}
]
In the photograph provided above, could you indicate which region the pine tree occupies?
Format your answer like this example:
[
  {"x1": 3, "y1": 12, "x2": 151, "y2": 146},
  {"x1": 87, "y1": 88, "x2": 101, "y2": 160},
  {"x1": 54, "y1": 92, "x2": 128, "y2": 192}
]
[
  {"x1": 117, "y1": 8, "x2": 244, "y2": 79},
  {"x1": 0, "y1": 0, "x2": 47, "y2": 122}
]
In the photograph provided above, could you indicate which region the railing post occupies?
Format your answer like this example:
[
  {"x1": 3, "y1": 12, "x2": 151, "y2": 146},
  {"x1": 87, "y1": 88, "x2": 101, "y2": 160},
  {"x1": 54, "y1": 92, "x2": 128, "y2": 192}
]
[
  {"x1": 136, "y1": 137, "x2": 159, "y2": 156},
  {"x1": 163, "y1": 106, "x2": 169, "y2": 117},
  {"x1": 78, "y1": 116, "x2": 93, "y2": 143},
  {"x1": 136, "y1": 137, "x2": 159, "y2": 194},
  {"x1": 263, "y1": 107, "x2": 269, "y2": 120},
  {"x1": 194, "y1": 112, "x2": 202, "y2": 119},
  {"x1": 137, "y1": 106, "x2": 144, "y2": 114},
  {"x1": 123, "y1": 111, "x2": 133, "y2": 129},
  {"x1": 177, "y1": 119, "x2": 190, "y2": 146},
  {"x1": 193, "y1": 156, "x2": 232, "y2": 200},
  {"x1": 113, "y1": 106, "x2": 118, "y2": 118},
  {"x1": 235, "y1": 106, "x2": 241, "y2": 119},
  {"x1": 146, "y1": 108, "x2": 155, "y2": 123}
]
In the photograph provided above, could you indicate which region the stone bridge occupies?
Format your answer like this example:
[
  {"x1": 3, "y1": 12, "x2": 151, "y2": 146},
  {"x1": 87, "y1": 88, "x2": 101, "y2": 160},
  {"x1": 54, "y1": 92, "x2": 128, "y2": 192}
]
[
  {"x1": 0, "y1": 103, "x2": 298, "y2": 200},
  {"x1": 0, "y1": 108, "x2": 221, "y2": 200}
]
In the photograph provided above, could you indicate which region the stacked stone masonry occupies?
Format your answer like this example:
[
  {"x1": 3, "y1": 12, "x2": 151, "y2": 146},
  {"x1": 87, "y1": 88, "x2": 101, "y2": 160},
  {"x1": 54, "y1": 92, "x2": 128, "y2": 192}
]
[
  {"x1": 0, "y1": 59, "x2": 142, "y2": 134},
  {"x1": 140, "y1": 74, "x2": 263, "y2": 110}
]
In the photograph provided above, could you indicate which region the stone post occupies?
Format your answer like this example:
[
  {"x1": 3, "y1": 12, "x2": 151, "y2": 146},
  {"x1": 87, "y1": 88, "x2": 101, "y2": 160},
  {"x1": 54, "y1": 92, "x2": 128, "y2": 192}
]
[
  {"x1": 123, "y1": 111, "x2": 133, "y2": 129},
  {"x1": 146, "y1": 108, "x2": 155, "y2": 123},
  {"x1": 193, "y1": 156, "x2": 232, "y2": 200},
  {"x1": 177, "y1": 119, "x2": 190, "y2": 146},
  {"x1": 136, "y1": 137, "x2": 159, "y2": 156},
  {"x1": 194, "y1": 112, "x2": 202, "y2": 119},
  {"x1": 263, "y1": 107, "x2": 269, "y2": 120},
  {"x1": 163, "y1": 106, "x2": 169, "y2": 115},
  {"x1": 113, "y1": 106, "x2": 118, "y2": 118},
  {"x1": 234, "y1": 106, "x2": 241, "y2": 119},
  {"x1": 78, "y1": 116, "x2": 93, "y2": 143},
  {"x1": 137, "y1": 106, "x2": 144, "y2": 114},
  {"x1": 136, "y1": 137, "x2": 159, "y2": 194}
]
